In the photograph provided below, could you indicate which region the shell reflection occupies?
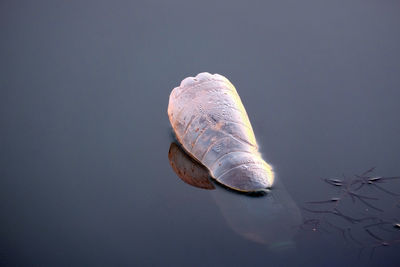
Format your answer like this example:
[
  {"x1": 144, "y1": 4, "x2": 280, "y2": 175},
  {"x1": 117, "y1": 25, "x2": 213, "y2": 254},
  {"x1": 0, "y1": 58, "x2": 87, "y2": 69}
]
[
  {"x1": 168, "y1": 142, "x2": 302, "y2": 249},
  {"x1": 168, "y1": 142, "x2": 215, "y2": 190}
]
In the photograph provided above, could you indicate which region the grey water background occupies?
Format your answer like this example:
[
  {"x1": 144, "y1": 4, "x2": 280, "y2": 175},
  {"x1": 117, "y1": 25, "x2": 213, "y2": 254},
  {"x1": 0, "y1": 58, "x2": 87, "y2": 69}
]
[{"x1": 1, "y1": 0, "x2": 400, "y2": 266}]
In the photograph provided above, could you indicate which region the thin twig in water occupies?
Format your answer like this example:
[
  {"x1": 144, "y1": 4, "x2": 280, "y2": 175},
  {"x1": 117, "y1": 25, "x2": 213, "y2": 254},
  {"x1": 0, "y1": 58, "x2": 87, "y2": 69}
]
[{"x1": 364, "y1": 229, "x2": 400, "y2": 259}]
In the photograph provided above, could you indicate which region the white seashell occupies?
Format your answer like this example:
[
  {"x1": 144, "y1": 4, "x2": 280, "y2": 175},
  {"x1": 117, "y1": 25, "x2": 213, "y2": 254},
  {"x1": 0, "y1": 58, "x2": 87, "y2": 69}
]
[{"x1": 168, "y1": 72, "x2": 274, "y2": 192}]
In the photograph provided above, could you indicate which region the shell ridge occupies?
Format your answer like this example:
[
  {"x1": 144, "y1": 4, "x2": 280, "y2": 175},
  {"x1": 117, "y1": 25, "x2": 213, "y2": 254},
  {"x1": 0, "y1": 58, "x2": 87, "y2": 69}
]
[
  {"x1": 217, "y1": 165, "x2": 272, "y2": 191},
  {"x1": 219, "y1": 128, "x2": 256, "y2": 149},
  {"x1": 210, "y1": 150, "x2": 255, "y2": 171},
  {"x1": 182, "y1": 114, "x2": 197, "y2": 139},
  {"x1": 191, "y1": 122, "x2": 212, "y2": 150},
  {"x1": 200, "y1": 135, "x2": 231, "y2": 162},
  {"x1": 215, "y1": 161, "x2": 266, "y2": 181},
  {"x1": 220, "y1": 128, "x2": 257, "y2": 148},
  {"x1": 219, "y1": 119, "x2": 253, "y2": 132}
]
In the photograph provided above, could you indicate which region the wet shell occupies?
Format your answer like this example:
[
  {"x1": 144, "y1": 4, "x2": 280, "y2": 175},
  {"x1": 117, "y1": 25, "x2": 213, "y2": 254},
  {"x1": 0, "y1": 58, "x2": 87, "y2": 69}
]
[{"x1": 167, "y1": 72, "x2": 274, "y2": 192}]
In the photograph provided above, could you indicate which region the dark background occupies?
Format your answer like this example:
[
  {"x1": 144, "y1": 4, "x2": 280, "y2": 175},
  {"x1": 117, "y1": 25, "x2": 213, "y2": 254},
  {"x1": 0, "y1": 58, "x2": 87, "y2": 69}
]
[{"x1": 1, "y1": 0, "x2": 400, "y2": 266}]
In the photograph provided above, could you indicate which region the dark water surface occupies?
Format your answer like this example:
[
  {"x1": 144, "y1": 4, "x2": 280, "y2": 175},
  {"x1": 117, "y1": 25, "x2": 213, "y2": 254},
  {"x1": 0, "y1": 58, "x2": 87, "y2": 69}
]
[{"x1": 1, "y1": 0, "x2": 400, "y2": 266}]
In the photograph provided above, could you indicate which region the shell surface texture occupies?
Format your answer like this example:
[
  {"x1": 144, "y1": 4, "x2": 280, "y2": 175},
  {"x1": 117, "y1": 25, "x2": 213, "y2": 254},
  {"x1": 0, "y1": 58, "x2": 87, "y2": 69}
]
[{"x1": 168, "y1": 72, "x2": 274, "y2": 192}]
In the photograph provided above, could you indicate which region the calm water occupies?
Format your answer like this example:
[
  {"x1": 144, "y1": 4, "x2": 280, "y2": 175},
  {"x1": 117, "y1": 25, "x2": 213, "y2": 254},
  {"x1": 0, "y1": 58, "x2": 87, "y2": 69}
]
[{"x1": 1, "y1": 0, "x2": 400, "y2": 266}]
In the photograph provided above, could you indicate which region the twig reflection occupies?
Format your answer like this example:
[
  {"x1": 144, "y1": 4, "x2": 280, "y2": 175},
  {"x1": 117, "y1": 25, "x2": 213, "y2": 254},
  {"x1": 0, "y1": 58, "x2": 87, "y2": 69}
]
[{"x1": 302, "y1": 168, "x2": 400, "y2": 259}]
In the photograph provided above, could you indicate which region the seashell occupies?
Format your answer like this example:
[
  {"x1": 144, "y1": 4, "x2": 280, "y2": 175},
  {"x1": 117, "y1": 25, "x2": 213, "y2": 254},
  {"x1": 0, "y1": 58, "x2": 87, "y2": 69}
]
[{"x1": 167, "y1": 72, "x2": 274, "y2": 192}]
